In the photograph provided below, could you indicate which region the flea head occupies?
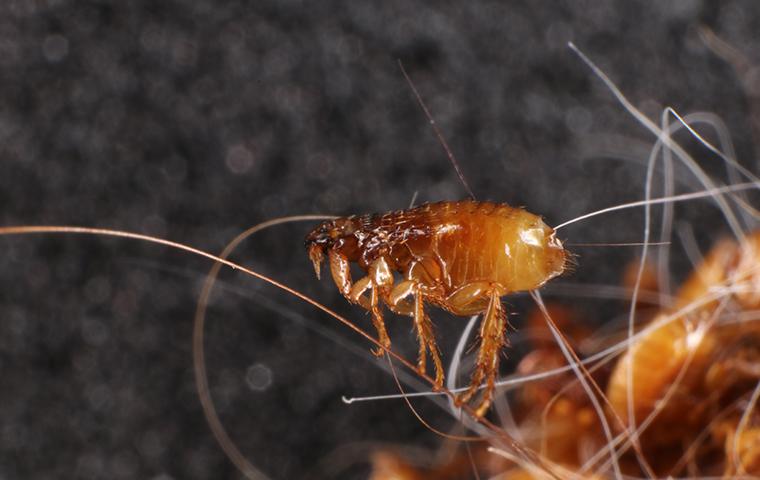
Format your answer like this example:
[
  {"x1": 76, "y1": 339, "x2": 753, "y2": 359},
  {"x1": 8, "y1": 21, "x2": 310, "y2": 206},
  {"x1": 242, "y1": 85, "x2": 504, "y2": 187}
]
[{"x1": 304, "y1": 218, "x2": 357, "y2": 279}]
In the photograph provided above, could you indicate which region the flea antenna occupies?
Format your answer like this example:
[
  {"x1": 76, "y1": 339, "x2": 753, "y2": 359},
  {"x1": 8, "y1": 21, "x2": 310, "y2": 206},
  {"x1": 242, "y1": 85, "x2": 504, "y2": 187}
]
[
  {"x1": 397, "y1": 59, "x2": 477, "y2": 200},
  {"x1": 566, "y1": 241, "x2": 671, "y2": 248},
  {"x1": 554, "y1": 182, "x2": 759, "y2": 231}
]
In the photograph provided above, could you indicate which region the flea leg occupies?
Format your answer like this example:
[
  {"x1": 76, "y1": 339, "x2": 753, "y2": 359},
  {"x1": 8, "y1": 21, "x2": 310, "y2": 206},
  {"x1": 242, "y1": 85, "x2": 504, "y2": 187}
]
[
  {"x1": 386, "y1": 280, "x2": 415, "y2": 315},
  {"x1": 347, "y1": 276, "x2": 372, "y2": 310},
  {"x1": 329, "y1": 250, "x2": 390, "y2": 354},
  {"x1": 414, "y1": 287, "x2": 444, "y2": 390},
  {"x1": 358, "y1": 257, "x2": 395, "y2": 356},
  {"x1": 387, "y1": 280, "x2": 444, "y2": 389},
  {"x1": 329, "y1": 250, "x2": 355, "y2": 297},
  {"x1": 329, "y1": 250, "x2": 371, "y2": 309},
  {"x1": 367, "y1": 286, "x2": 390, "y2": 356},
  {"x1": 455, "y1": 289, "x2": 506, "y2": 417}
]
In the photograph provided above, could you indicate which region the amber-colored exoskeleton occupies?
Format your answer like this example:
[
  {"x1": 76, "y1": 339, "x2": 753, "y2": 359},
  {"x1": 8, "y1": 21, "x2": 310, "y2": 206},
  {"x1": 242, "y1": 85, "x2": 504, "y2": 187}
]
[{"x1": 305, "y1": 199, "x2": 567, "y2": 416}]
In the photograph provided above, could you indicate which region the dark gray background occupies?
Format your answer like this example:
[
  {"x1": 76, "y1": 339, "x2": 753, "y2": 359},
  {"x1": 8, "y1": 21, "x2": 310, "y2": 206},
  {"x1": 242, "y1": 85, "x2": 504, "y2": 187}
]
[{"x1": 0, "y1": 1, "x2": 758, "y2": 478}]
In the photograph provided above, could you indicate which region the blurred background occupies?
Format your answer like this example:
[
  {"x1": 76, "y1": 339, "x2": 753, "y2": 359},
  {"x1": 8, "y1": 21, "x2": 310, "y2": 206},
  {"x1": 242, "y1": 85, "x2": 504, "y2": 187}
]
[{"x1": 0, "y1": 0, "x2": 758, "y2": 478}]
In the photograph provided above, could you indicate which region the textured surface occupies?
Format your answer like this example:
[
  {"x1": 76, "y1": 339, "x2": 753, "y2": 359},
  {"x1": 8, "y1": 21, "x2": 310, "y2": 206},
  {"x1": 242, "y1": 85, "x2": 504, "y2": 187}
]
[{"x1": 0, "y1": 1, "x2": 759, "y2": 478}]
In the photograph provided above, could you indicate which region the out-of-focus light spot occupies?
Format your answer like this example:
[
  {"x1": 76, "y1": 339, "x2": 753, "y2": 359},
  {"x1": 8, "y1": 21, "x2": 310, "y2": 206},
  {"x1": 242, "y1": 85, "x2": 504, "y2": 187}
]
[
  {"x1": 0, "y1": 38, "x2": 20, "y2": 66},
  {"x1": 161, "y1": 155, "x2": 188, "y2": 184},
  {"x1": 545, "y1": 21, "x2": 573, "y2": 49},
  {"x1": 85, "y1": 384, "x2": 113, "y2": 411},
  {"x1": 139, "y1": 25, "x2": 164, "y2": 53},
  {"x1": 81, "y1": 317, "x2": 109, "y2": 346},
  {"x1": 225, "y1": 144, "x2": 254, "y2": 174},
  {"x1": 77, "y1": 452, "x2": 106, "y2": 477},
  {"x1": 25, "y1": 260, "x2": 49, "y2": 289},
  {"x1": 140, "y1": 430, "x2": 166, "y2": 458},
  {"x1": 170, "y1": 38, "x2": 197, "y2": 69},
  {"x1": 151, "y1": 474, "x2": 175, "y2": 480},
  {"x1": 110, "y1": 451, "x2": 139, "y2": 478},
  {"x1": 85, "y1": 275, "x2": 111, "y2": 304},
  {"x1": 72, "y1": 351, "x2": 97, "y2": 374},
  {"x1": 565, "y1": 106, "x2": 592, "y2": 134},
  {"x1": 9, "y1": 308, "x2": 26, "y2": 336},
  {"x1": 307, "y1": 153, "x2": 335, "y2": 180},
  {"x1": 524, "y1": 92, "x2": 556, "y2": 124},
  {"x1": 141, "y1": 214, "x2": 167, "y2": 240},
  {"x1": 639, "y1": 98, "x2": 663, "y2": 120},
  {"x1": 656, "y1": 0, "x2": 700, "y2": 19},
  {"x1": 42, "y1": 34, "x2": 69, "y2": 63},
  {"x1": 245, "y1": 363, "x2": 273, "y2": 392}
]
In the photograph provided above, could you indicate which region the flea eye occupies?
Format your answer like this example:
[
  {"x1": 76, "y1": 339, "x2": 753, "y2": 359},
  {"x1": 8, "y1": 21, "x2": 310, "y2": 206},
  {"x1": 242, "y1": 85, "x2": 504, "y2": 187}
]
[{"x1": 520, "y1": 228, "x2": 545, "y2": 247}]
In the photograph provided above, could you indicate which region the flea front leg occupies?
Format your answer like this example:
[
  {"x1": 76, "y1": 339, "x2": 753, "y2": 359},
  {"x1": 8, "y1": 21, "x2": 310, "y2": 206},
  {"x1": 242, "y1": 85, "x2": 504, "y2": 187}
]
[
  {"x1": 330, "y1": 251, "x2": 394, "y2": 356},
  {"x1": 387, "y1": 280, "x2": 444, "y2": 389},
  {"x1": 328, "y1": 250, "x2": 371, "y2": 309},
  {"x1": 449, "y1": 284, "x2": 507, "y2": 417}
]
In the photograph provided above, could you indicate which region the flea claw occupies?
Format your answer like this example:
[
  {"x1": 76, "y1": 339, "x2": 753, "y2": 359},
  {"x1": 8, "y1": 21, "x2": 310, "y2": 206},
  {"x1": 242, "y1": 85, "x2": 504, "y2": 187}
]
[
  {"x1": 474, "y1": 402, "x2": 490, "y2": 418},
  {"x1": 372, "y1": 339, "x2": 391, "y2": 357}
]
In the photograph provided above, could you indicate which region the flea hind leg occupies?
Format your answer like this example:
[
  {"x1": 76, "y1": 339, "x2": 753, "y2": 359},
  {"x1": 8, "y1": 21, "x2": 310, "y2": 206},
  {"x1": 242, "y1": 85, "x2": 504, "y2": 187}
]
[
  {"x1": 414, "y1": 290, "x2": 444, "y2": 390},
  {"x1": 387, "y1": 280, "x2": 444, "y2": 389},
  {"x1": 456, "y1": 289, "x2": 506, "y2": 417}
]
